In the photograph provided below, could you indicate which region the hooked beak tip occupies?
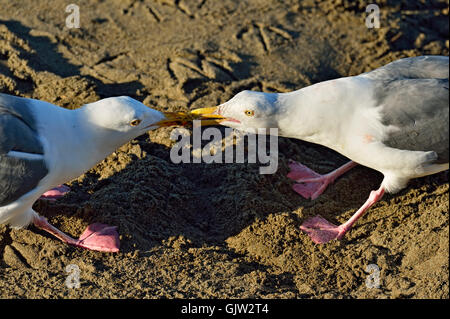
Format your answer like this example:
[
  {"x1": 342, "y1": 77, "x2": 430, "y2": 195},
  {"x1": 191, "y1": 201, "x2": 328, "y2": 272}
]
[
  {"x1": 189, "y1": 106, "x2": 226, "y2": 125},
  {"x1": 152, "y1": 112, "x2": 186, "y2": 127},
  {"x1": 190, "y1": 106, "x2": 219, "y2": 116},
  {"x1": 152, "y1": 107, "x2": 227, "y2": 128}
]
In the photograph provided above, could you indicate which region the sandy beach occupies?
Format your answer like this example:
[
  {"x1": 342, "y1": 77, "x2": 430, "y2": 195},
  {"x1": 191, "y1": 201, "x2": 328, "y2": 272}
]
[{"x1": 0, "y1": 0, "x2": 448, "y2": 298}]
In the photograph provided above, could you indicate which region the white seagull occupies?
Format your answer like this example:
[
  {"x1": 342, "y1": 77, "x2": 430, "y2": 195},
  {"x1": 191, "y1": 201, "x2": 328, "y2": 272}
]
[
  {"x1": 192, "y1": 55, "x2": 449, "y2": 244},
  {"x1": 0, "y1": 94, "x2": 182, "y2": 252}
]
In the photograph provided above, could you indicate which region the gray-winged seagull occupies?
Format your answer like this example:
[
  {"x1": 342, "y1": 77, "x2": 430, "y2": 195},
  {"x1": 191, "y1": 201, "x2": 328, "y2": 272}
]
[
  {"x1": 192, "y1": 55, "x2": 449, "y2": 244},
  {"x1": 0, "y1": 93, "x2": 184, "y2": 252}
]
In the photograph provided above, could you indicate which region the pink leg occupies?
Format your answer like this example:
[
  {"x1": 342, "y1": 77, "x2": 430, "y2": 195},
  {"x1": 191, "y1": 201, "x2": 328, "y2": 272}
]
[
  {"x1": 300, "y1": 186, "x2": 385, "y2": 244},
  {"x1": 288, "y1": 160, "x2": 357, "y2": 200},
  {"x1": 40, "y1": 185, "x2": 71, "y2": 201},
  {"x1": 33, "y1": 215, "x2": 120, "y2": 252}
]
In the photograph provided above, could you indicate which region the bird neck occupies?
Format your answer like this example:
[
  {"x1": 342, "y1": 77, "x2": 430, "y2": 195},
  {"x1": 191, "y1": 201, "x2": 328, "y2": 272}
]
[
  {"x1": 277, "y1": 79, "x2": 354, "y2": 150},
  {"x1": 68, "y1": 108, "x2": 129, "y2": 170}
]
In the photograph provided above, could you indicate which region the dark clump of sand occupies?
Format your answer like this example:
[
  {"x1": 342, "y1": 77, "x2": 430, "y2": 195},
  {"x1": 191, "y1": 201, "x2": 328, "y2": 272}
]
[{"x1": 0, "y1": 0, "x2": 448, "y2": 298}]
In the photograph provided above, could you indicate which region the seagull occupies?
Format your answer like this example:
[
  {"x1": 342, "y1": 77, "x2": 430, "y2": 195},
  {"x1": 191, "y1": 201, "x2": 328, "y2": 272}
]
[
  {"x1": 192, "y1": 55, "x2": 449, "y2": 244},
  {"x1": 0, "y1": 93, "x2": 183, "y2": 252}
]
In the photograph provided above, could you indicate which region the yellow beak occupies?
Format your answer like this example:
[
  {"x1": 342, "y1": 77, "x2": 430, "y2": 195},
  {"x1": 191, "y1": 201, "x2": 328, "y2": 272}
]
[
  {"x1": 190, "y1": 106, "x2": 219, "y2": 116},
  {"x1": 155, "y1": 107, "x2": 225, "y2": 127},
  {"x1": 155, "y1": 112, "x2": 192, "y2": 127},
  {"x1": 189, "y1": 106, "x2": 225, "y2": 126}
]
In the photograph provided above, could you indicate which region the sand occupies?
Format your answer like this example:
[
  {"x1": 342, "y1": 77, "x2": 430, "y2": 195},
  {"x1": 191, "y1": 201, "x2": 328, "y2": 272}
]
[{"x1": 0, "y1": 0, "x2": 448, "y2": 298}]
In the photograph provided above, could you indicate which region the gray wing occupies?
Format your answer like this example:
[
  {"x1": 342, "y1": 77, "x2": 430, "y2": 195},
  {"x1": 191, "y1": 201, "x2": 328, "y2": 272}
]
[
  {"x1": 0, "y1": 94, "x2": 49, "y2": 206},
  {"x1": 370, "y1": 75, "x2": 449, "y2": 164},
  {"x1": 364, "y1": 55, "x2": 449, "y2": 81}
]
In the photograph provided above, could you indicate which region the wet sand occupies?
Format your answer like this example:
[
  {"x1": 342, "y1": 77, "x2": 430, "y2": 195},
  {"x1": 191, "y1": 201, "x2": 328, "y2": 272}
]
[{"x1": 0, "y1": 0, "x2": 448, "y2": 298}]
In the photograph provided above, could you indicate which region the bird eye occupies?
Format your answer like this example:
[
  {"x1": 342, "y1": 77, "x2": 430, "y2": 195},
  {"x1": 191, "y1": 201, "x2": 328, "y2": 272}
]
[
  {"x1": 244, "y1": 110, "x2": 255, "y2": 117},
  {"x1": 130, "y1": 119, "x2": 142, "y2": 126}
]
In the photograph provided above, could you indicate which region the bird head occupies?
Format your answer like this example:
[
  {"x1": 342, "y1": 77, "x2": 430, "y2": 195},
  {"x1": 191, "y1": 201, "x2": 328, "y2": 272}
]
[
  {"x1": 191, "y1": 90, "x2": 279, "y2": 133},
  {"x1": 80, "y1": 96, "x2": 187, "y2": 147}
]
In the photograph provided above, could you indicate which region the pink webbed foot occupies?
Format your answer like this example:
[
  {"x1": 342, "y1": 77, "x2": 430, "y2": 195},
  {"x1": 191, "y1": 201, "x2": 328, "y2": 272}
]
[
  {"x1": 287, "y1": 161, "x2": 327, "y2": 200},
  {"x1": 287, "y1": 160, "x2": 357, "y2": 200},
  {"x1": 33, "y1": 216, "x2": 120, "y2": 253},
  {"x1": 40, "y1": 185, "x2": 71, "y2": 201},
  {"x1": 301, "y1": 186, "x2": 386, "y2": 244},
  {"x1": 300, "y1": 215, "x2": 347, "y2": 244},
  {"x1": 75, "y1": 223, "x2": 120, "y2": 253}
]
